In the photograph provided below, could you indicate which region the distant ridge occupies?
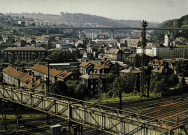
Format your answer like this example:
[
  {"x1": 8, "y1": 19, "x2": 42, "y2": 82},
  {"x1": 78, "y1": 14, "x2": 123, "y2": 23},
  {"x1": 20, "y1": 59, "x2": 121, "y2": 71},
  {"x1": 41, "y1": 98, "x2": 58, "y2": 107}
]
[
  {"x1": 159, "y1": 14, "x2": 188, "y2": 28},
  {"x1": 7, "y1": 12, "x2": 159, "y2": 28}
]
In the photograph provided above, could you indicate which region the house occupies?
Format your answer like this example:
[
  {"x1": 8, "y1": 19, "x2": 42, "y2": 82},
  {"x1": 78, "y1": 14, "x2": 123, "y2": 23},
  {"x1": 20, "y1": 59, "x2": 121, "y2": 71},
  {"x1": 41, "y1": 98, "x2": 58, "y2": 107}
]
[
  {"x1": 120, "y1": 66, "x2": 142, "y2": 76},
  {"x1": 36, "y1": 36, "x2": 48, "y2": 44},
  {"x1": 104, "y1": 48, "x2": 127, "y2": 63},
  {"x1": 152, "y1": 66, "x2": 165, "y2": 74},
  {"x1": 80, "y1": 74, "x2": 105, "y2": 95},
  {"x1": 120, "y1": 39, "x2": 140, "y2": 48},
  {"x1": 31, "y1": 64, "x2": 72, "y2": 83},
  {"x1": 148, "y1": 59, "x2": 164, "y2": 68},
  {"x1": 3, "y1": 47, "x2": 47, "y2": 61},
  {"x1": 2, "y1": 66, "x2": 46, "y2": 92},
  {"x1": 3, "y1": 66, "x2": 26, "y2": 86},
  {"x1": 94, "y1": 59, "x2": 112, "y2": 74},
  {"x1": 26, "y1": 79, "x2": 46, "y2": 92},
  {"x1": 56, "y1": 43, "x2": 74, "y2": 51},
  {"x1": 79, "y1": 62, "x2": 94, "y2": 75}
]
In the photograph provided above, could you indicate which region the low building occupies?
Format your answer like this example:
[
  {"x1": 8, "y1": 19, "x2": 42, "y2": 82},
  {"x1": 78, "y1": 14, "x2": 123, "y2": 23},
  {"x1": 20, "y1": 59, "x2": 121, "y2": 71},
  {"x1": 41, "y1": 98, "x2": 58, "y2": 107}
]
[
  {"x1": 3, "y1": 47, "x2": 47, "y2": 61},
  {"x1": 148, "y1": 59, "x2": 164, "y2": 68},
  {"x1": 94, "y1": 59, "x2": 112, "y2": 74},
  {"x1": 92, "y1": 39, "x2": 118, "y2": 45},
  {"x1": 56, "y1": 43, "x2": 74, "y2": 51},
  {"x1": 79, "y1": 62, "x2": 94, "y2": 75},
  {"x1": 31, "y1": 64, "x2": 72, "y2": 83},
  {"x1": 120, "y1": 39, "x2": 140, "y2": 48},
  {"x1": 120, "y1": 66, "x2": 142, "y2": 76},
  {"x1": 80, "y1": 74, "x2": 105, "y2": 95},
  {"x1": 104, "y1": 48, "x2": 127, "y2": 63},
  {"x1": 36, "y1": 36, "x2": 48, "y2": 44},
  {"x1": 2, "y1": 66, "x2": 46, "y2": 92},
  {"x1": 3, "y1": 66, "x2": 26, "y2": 86}
]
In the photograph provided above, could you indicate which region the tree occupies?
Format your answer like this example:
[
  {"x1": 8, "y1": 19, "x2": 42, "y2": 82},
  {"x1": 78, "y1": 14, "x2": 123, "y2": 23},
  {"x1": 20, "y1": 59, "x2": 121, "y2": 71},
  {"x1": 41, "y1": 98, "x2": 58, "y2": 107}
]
[
  {"x1": 14, "y1": 56, "x2": 20, "y2": 65},
  {"x1": 21, "y1": 40, "x2": 27, "y2": 47},
  {"x1": 75, "y1": 83, "x2": 87, "y2": 99},
  {"x1": 66, "y1": 80, "x2": 79, "y2": 97},
  {"x1": 176, "y1": 75, "x2": 187, "y2": 90},
  {"x1": 50, "y1": 81, "x2": 68, "y2": 96},
  {"x1": 0, "y1": 35, "x2": 2, "y2": 41},
  {"x1": 133, "y1": 54, "x2": 144, "y2": 67},
  {"x1": 47, "y1": 50, "x2": 76, "y2": 63},
  {"x1": 154, "y1": 78, "x2": 169, "y2": 93},
  {"x1": 105, "y1": 73, "x2": 118, "y2": 92},
  {"x1": 71, "y1": 68, "x2": 80, "y2": 80},
  {"x1": 112, "y1": 75, "x2": 135, "y2": 97},
  {"x1": 9, "y1": 54, "x2": 15, "y2": 64},
  {"x1": 8, "y1": 36, "x2": 15, "y2": 43},
  {"x1": 111, "y1": 62, "x2": 120, "y2": 74}
]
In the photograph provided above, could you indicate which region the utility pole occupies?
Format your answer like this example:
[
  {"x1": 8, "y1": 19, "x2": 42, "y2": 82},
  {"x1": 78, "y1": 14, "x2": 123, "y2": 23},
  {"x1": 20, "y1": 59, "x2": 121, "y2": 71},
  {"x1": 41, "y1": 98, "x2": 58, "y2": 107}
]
[
  {"x1": 46, "y1": 58, "x2": 51, "y2": 124},
  {"x1": 140, "y1": 20, "x2": 148, "y2": 97},
  {"x1": 119, "y1": 88, "x2": 122, "y2": 110}
]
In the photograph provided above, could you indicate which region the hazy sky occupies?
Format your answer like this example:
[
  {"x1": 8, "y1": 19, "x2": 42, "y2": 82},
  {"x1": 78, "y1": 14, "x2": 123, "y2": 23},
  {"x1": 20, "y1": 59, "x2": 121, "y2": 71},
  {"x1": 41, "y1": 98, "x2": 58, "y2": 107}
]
[{"x1": 0, "y1": 0, "x2": 188, "y2": 22}]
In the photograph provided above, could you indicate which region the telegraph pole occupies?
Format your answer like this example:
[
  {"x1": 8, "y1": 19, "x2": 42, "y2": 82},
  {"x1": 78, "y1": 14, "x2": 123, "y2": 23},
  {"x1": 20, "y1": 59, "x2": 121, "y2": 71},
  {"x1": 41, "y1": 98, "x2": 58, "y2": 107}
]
[
  {"x1": 140, "y1": 20, "x2": 148, "y2": 97},
  {"x1": 46, "y1": 58, "x2": 51, "y2": 124}
]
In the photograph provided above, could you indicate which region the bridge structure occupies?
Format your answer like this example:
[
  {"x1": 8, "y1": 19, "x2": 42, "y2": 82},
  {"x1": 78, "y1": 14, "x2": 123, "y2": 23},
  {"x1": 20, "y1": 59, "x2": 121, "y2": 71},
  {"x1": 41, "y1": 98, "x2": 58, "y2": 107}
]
[
  {"x1": 23, "y1": 26, "x2": 188, "y2": 39},
  {"x1": 0, "y1": 84, "x2": 187, "y2": 135}
]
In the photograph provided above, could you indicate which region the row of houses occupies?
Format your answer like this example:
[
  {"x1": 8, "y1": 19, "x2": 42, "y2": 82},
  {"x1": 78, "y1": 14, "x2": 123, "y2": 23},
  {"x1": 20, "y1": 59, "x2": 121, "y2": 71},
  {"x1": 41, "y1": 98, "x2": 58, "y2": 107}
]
[{"x1": 2, "y1": 64, "x2": 72, "y2": 92}]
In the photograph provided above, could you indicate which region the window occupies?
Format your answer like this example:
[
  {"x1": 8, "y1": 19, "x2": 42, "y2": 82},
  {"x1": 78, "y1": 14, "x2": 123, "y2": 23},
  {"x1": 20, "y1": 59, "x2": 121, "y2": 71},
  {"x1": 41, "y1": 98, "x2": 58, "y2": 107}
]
[
  {"x1": 42, "y1": 84, "x2": 45, "y2": 89},
  {"x1": 91, "y1": 85, "x2": 93, "y2": 88}
]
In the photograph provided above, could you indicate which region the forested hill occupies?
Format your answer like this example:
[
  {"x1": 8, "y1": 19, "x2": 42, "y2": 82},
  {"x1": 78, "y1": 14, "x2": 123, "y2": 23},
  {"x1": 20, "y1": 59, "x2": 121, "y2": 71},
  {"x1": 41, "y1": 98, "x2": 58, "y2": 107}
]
[
  {"x1": 7, "y1": 12, "x2": 159, "y2": 27},
  {"x1": 160, "y1": 14, "x2": 188, "y2": 28},
  {"x1": 151, "y1": 14, "x2": 188, "y2": 41}
]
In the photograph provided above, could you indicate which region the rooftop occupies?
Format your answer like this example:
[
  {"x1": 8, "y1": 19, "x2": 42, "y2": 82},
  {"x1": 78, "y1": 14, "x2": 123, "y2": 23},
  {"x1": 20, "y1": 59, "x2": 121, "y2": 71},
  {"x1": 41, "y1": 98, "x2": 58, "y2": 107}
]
[
  {"x1": 120, "y1": 67, "x2": 142, "y2": 74},
  {"x1": 4, "y1": 47, "x2": 47, "y2": 51},
  {"x1": 32, "y1": 64, "x2": 72, "y2": 80}
]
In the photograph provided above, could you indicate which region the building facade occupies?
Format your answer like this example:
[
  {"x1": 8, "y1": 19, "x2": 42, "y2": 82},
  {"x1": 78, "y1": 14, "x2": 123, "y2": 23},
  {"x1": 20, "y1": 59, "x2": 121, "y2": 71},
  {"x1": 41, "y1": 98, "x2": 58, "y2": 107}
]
[
  {"x1": 3, "y1": 47, "x2": 47, "y2": 61},
  {"x1": 31, "y1": 64, "x2": 72, "y2": 83},
  {"x1": 136, "y1": 46, "x2": 188, "y2": 59}
]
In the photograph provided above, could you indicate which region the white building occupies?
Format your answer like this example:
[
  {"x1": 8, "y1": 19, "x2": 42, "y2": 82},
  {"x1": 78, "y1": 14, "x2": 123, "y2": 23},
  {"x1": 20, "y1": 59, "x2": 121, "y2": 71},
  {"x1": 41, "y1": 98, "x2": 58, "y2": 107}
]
[
  {"x1": 56, "y1": 43, "x2": 73, "y2": 50},
  {"x1": 136, "y1": 46, "x2": 188, "y2": 59},
  {"x1": 92, "y1": 39, "x2": 118, "y2": 45},
  {"x1": 164, "y1": 34, "x2": 170, "y2": 47}
]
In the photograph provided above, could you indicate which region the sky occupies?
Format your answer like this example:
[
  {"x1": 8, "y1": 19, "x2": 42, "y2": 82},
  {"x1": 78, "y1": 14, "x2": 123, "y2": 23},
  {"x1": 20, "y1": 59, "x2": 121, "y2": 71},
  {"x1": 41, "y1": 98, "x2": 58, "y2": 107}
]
[{"x1": 0, "y1": 0, "x2": 188, "y2": 22}]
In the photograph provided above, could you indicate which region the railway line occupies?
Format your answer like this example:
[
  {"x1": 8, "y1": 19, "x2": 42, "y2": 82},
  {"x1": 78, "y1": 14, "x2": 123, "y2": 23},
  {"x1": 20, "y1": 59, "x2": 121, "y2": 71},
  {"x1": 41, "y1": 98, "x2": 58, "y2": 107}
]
[{"x1": 0, "y1": 84, "x2": 187, "y2": 135}]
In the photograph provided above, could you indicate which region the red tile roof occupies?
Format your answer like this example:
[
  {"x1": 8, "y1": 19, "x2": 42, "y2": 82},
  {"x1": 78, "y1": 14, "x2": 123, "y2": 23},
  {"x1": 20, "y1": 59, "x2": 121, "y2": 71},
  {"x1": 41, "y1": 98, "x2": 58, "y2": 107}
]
[
  {"x1": 56, "y1": 71, "x2": 72, "y2": 80},
  {"x1": 26, "y1": 79, "x2": 41, "y2": 89},
  {"x1": 79, "y1": 62, "x2": 93, "y2": 69},
  {"x1": 94, "y1": 59, "x2": 111, "y2": 70},
  {"x1": 32, "y1": 64, "x2": 72, "y2": 80},
  {"x1": 3, "y1": 66, "x2": 26, "y2": 80},
  {"x1": 20, "y1": 73, "x2": 33, "y2": 83}
]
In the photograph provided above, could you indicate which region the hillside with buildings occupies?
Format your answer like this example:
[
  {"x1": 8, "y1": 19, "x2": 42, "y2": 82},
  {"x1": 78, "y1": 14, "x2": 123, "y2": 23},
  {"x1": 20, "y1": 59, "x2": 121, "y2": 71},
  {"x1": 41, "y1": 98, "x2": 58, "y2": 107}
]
[{"x1": 7, "y1": 12, "x2": 159, "y2": 27}]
